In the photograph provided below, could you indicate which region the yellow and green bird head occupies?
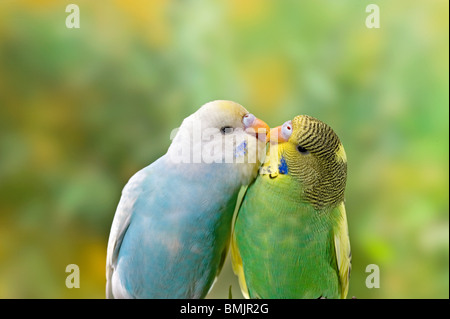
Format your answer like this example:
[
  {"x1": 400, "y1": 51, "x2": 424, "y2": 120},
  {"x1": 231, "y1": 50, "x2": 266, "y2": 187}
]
[{"x1": 262, "y1": 115, "x2": 347, "y2": 210}]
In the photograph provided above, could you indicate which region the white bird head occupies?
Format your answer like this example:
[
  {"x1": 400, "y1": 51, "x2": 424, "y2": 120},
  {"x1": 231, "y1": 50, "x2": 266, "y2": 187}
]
[{"x1": 168, "y1": 100, "x2": 269, "y2": 185}]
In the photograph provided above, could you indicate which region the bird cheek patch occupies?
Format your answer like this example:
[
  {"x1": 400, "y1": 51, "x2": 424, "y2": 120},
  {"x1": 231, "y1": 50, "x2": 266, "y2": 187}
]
[
  {"x1": 278, "y1": 156, "x2": 288, "y2": 175},
  {"x1": 234, "y1": 140, "x2": 248, "y2": 158}
]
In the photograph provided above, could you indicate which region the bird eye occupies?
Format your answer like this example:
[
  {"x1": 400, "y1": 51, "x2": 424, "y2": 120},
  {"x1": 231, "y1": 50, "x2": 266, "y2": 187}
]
[
  {"x1": 281, "y1": 120, "x2": 293, "y2": 141},
  {"x1": 242, "y1": 113, "x2": 256, "y2": 128},
  {"x1": 297, "y1": 145, "x2": 309, "y2": 155},
  {"x1": 220, "y1": 126, "x2": 233, "y2": 135}
]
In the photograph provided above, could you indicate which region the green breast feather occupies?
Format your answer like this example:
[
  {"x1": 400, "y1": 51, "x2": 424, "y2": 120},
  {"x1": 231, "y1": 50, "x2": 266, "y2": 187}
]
[{"x1": 233, "y1": 174, "x2": 348, "y2": 298}]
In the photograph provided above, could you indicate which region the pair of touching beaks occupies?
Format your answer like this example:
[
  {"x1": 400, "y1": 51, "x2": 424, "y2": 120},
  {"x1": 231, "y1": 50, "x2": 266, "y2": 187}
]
[{"x1": 244, "y1": 113, "x2": 291, "y2": 144}]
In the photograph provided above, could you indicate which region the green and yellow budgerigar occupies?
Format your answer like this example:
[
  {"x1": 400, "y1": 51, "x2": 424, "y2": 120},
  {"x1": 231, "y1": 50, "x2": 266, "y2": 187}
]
[{"x1": 231, "y1": 115, "x2": 351, "y2": 299}]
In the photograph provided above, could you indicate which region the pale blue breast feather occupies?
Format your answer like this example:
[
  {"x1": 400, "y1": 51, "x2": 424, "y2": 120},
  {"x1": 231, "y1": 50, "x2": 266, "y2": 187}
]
[{"x1": 114, "y1": 155, "x2": 239, "y2": 298}]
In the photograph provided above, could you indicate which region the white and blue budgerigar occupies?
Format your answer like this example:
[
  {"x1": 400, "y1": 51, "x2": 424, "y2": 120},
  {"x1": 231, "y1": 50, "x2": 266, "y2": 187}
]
[{"x1": 106, "y1": 100, "x2": 269, "y2": 298}]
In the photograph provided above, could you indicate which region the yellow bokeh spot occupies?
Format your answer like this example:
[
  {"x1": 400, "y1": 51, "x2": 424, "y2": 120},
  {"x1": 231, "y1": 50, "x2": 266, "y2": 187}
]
[
  {"x1": 115, "y1": 0, "x2": 171, "y2": 48},
  {"x1": 240, "y1": 56, "x2": 291, "y2": 111}
]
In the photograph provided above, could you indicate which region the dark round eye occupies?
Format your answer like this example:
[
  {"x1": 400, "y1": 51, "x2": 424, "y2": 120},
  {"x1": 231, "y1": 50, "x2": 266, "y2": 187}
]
[
  {"x1": 297, "y1": 145, "x2": 309, "y2": 154},
  {"x1": 220, "y1": 126, "x2": 233, "y2": 135}
]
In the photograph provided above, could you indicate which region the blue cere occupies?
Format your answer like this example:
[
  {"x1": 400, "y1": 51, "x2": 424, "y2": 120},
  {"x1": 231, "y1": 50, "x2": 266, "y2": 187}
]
[{"x1": 278, "y1": 156, "x2": 288, "y2": 174}]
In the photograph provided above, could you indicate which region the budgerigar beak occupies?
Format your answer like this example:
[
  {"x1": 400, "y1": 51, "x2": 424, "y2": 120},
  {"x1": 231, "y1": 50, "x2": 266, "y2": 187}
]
[
  {"x1": 269, "y1": 126, "x2": 289, "y2": 144},
  {"x1": 246, "y1": 118, "x2": 270, "y2": 142}
]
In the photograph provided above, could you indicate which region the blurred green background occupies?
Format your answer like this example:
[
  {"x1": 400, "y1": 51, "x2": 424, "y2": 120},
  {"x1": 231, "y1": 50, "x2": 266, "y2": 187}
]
[{"x1": 0, "y1": 0, "x2": 448, "y2": 298}]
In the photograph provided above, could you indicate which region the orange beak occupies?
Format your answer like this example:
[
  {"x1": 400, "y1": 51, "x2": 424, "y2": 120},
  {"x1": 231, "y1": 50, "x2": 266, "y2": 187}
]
[
  {"x1": 269, "y1": 125, "x2": 289, "y2": 144},
  {"x1": 246, "y1": 118, "x2": 270, "y2": 142}
]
